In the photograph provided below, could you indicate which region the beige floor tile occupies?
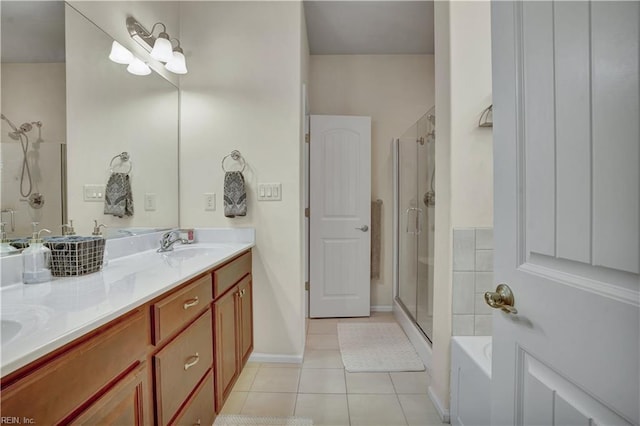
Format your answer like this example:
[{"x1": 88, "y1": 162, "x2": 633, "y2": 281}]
[
  {"x1": 346, "y1": 372, "x2": 395, "y2": 394},
  {"x1": 369, "y1": 312, "x2": 397, "y2": 322},
  {"x1": 308, "y1": 319, "x2": 338, "y2": 335},
  {"x1": 233, "y1": 367, "x2": 259, "y2": 392},
  {"x1": 305, "y1": 334, "x2": 339, "y2": 350},
  {"x1": 348, "y1": 394, "x2": 408, "y2": 426},
  {"x1": 260, "y1": 362, "x2": 302, "y2": 369},
  {"x1": 250, "y1": 367, "x2": 301, "y2": 393},
  {"x1": 390, "y1": 371, "x2": 430, "y2": 394},
  {"x1": 303, "y1": 350, "x2": 344, "y2": 369},
  {"x1": 240, "y1": 392, "x2": 297, "y2": 417},
  {"x1": 398, "y1": 394, "x2": 444, "y2": 425},
  {"x1": 245, "y1": 361, "x2": 261, "y2": 369},
  {"x1": 298, "y1": 368, "x2": 346, "y2": 394},
  {"x1": 338, "y1": 316, "x2": 371, "y2": 323},
  {"x1": 220, "y1": 391, "x2": 248, "y2": 415},
  {"x1": 295, "y1": 393, "x2": 350, "y2": 426}
]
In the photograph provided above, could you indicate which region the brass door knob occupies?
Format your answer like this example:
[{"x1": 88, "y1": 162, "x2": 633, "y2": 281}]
[{"x1": 484, "y1": 283, "x2": 517, "y2": 314}]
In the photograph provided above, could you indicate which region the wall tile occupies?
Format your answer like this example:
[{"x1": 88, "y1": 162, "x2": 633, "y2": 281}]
[
  {"x1": 475, "y1": 228, "x2": 493, "y2": 250},
  {"x1": 475, "y1": 249, "x2": 493, "y2": 272},
  {"x1": 475, "y1": 272, "x2": 494, "y2": 293},
  {"x1": 452, "y1": 315, "x2": 474, "y2": 336},
  {"x1": 452, "y1": 272, "x2": 475, "y2": 314},
  {"x1": 453, "y1": 229, "x2": 475, "y2": 271},
  {"x1": 474, "y1": 315, "x2": 493, "y2": 336}
]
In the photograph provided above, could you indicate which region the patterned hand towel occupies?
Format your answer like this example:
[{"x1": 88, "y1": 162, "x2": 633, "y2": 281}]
[
  {"x1": 224, "y1": 171, "x2": 247, "y2": 217},
  {"x1": 104, "y1": 172, "x2": 134, "y2": 217}
]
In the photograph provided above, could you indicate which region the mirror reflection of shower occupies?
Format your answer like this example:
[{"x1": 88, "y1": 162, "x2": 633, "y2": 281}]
[{"x1": 1, "y1": 113, "x2": 44, "y2": 207}]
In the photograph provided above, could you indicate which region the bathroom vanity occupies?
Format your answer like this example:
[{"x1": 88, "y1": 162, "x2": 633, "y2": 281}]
[{"x1": 0, "y1": 230, "x2": 254, "y2": 425}]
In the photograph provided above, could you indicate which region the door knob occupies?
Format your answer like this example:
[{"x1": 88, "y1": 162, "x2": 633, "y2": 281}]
[
  {"x1": 355, "y1": 225, "x2": 369, "y2": 232},
  {"x1": 484, "y1": 283, "x2": 517, "y2": 314}
]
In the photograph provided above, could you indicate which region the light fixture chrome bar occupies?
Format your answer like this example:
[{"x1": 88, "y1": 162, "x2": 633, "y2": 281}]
[{"x1": 126, "y1": 16, "x2": 155, "y2": 53}]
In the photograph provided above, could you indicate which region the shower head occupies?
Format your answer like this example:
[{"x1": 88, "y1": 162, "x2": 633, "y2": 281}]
[
  {"x1": 1, "y1": 113, "x2": 20, "y2": 133},
  {"x1": 19, "y1": 123, "x2": 33, "y2": 133}
]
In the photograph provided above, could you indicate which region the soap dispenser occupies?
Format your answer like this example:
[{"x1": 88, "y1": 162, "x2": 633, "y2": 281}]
[
  {"x1": 93, "y1": 220, "x2": 108, "y2": 267},
  {"x1": 22, "y1": 222, "x2": 52, "y2": 284},
  {"x1": 0, "y1": 223, "x2": 18, "y2": 255},
  {"x1": 61, "y1": 219, "x2": 76, "y2": 236}
]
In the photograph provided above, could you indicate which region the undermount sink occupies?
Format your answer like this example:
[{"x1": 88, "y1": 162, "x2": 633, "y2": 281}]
[
  {"x1": 0, "y1": 304, "x2": 53, "y2": 346},
  {"x1": 1, "y1": 320, "x2": 22, "y2": 345},
  {"x1": 160, "y1": 245, "x2": 235, "y2": 261}
]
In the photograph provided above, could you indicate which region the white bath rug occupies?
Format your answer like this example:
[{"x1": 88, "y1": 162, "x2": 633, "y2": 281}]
[
  {"x1": 337, "y1": 322, "x2": 425, "y2": 372},
  {"x1": 214, "y1": 415, "x2": 313, "y2": 426}
]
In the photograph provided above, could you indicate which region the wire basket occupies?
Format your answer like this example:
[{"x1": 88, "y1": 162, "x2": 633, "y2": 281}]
[{"x1": 45, "y1": 237, "x2": 105, "y2": 277}]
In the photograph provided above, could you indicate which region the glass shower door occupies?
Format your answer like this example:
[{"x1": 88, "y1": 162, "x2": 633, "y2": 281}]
[
  {"x1": 397, "y1": 124, "x2": 419, "y2": 321},
  {"x1": 396, "y1": 109, "x2": 435, "y2": 343}
]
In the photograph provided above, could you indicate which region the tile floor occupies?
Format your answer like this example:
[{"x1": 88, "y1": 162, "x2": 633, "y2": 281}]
[{"x1": 220, "y1": 312, "x2": 446, "y2": 426}]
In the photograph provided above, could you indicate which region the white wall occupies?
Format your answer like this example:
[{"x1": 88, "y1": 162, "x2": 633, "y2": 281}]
[
  {"x1": 65, "y1": 5, "x2": 179, "y2": 235},
  {"x1": 179, "y1": 1, "x2": 305, "y2": 359},
  {"x1": 309, "y1": 54, "x2": 435, "y2": 309},
  {"x1": 430, "y1": 0, "x2": 493, "y2": 415},
  {"x1": 1, "y1": 63, "x2": 65, "y2": 237}
]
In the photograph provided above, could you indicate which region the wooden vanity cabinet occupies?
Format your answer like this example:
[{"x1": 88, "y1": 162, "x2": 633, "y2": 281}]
[
  {"x1": 0, "y1": 249, "x2": 253, "y2": 426},
  {"x1": 213, "y1": 251, "x2": 253, "y2": 412},
  {"x1": 0, "y1": 309, "x2": 150, "y2": 425}
]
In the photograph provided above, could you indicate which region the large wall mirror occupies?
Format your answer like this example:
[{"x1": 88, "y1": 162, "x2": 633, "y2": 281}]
[{"x1": 1, "y1": 1, "x2": 179, "y2": 240}]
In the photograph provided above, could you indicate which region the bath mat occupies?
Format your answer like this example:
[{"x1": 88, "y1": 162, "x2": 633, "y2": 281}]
[
  {"x1": 337, "y1": 322, "x2": 425, "y2": 372},
  {"x1": 214, "y1": 415, "x2": 313, "y2": 426}
]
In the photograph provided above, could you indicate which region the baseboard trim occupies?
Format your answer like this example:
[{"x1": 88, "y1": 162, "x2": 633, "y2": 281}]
[
  {"x1": 248, "y1": 352, "x2": 304, "y2": 365},
  {"x1": 428, "y1": 385, "x2": 451, "y2": 423},
  {"x1": 371, "y1": 305, "x2": 393, "y2": 312}
]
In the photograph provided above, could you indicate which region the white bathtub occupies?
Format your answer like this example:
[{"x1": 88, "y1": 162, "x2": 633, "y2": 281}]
[{"x1": 450, "y1": 336, "x2": 492, "y2": 426}]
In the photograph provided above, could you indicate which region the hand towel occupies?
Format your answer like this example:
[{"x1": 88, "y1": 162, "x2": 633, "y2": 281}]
[
  {"x1": 104, "y1": 172, "x2": 134, "y2": 217},
  {"x1": 224, "y1": 171, "x2": 247, "y2": 217},
  {"x1": 370, "y1": 200, "x2": 382, "y2": 279}
]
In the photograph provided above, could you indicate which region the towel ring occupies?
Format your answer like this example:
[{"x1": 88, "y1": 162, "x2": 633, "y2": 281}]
[
  {"x1": 221, "y1": 150, "x2": 246, "y2": 173},
  {"x1": 109, "y1": 152, "x2": 133, "y2": 174}
]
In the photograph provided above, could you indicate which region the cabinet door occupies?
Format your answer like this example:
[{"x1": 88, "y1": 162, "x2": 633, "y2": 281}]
[
  {"x1": 71, "y1": 363, "x2": 147, "y2": 426},
  {"x1": 237, "y1": 275, "x2": 253, "y2": 367},
  {"x1": 214, "y1": 288, "x2": 239, "y2": 412}
]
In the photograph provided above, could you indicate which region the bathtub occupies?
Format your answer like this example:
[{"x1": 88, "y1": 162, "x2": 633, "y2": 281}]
[{"x1": 450, "y1": 336, "x2": 492, "y2": 426}]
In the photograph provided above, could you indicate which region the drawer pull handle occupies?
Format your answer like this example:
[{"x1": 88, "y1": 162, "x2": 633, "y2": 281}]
[
  {"x1": 184, "y1": 353, "x2": 200, "y2": 370},
  {"x1": 183, "y1": 297, "x2": 200, "y2": 310}
]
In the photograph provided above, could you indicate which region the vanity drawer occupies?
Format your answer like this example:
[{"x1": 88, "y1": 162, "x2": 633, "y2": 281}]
[
  {"x1": 170, "y1": 370, "x2": 215, "y2": 426},
  {"x1": 1, "y1": 309, "x2": 147, "y2": 424},
  {"x1": 152, "y1": 274, "x2": 213, "y2": 345},
  {"x1": 214, "y1": 251, "x2": 251, "y2": 298},
  {"x1": 154, "y1": 310, "x2": 213, "y2": 426}
]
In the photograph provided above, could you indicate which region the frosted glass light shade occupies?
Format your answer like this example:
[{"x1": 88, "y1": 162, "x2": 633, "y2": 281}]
[
  {"x1": 126, "y1": 57, "x2": 151, "y2": 76},
  {"x1": 165, "y1": 51, "x2": 188, "y2": 74},
  {"x1": 150, "y1": 35, "x2": 173, "y2": 63},
  {"x1": 108, "y1": 41, "x2": 133, "y2": 64}
]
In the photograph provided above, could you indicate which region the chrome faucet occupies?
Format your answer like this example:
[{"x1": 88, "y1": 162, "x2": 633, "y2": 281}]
[{"x1": 157, "y1": 230, "x2": 188, "y2": 253}]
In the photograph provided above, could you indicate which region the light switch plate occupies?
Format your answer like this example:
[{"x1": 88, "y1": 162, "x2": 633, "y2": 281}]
[
  {"x1": 204, "y1": 193, "x2": 216, "y2": 211},
  {"x1": 144, "y1": 193, "x2": 157, "y2": 211},
  {"x1": 257, "y1": 183, "x2": 282, "y2": 201},
  {"x1": 83, "y1": 184, "x2": 105, "y2": 202}
]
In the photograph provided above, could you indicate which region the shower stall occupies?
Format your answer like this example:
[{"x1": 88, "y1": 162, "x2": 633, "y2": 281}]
[{"x1": 394, "y1": 108, "x2": 436, "y2": 343}]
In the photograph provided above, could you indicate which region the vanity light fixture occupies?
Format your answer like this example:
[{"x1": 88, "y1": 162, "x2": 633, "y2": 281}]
[
  {"x1": 126, "y1": 16, "x2": 187, "y2": 74},
  {"x1": 126, "y1": 57, "x2": 152, "y2": 76},
  {"x1": 108, "y1": 41, "x2": 133, "y2": 64},
  {"x1": 165, "y1": 39, "x2": 188, "y2": 75}
]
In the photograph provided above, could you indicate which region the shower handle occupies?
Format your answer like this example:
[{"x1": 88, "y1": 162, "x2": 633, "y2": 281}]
[
  {"x1": 416, "y1": 208, "x2": 423, "y2": 235},
  {"x1": 405, "y1": 207, "x2": 419, "y2": 234}
]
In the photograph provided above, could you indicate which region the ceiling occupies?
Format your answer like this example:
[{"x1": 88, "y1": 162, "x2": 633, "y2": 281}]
[
  {"x1": 304, "y1": 1, "x2": 434, "y2": 55},
  {"x1": 1, "y1": 1, "x2": 66, "y2": 63}
]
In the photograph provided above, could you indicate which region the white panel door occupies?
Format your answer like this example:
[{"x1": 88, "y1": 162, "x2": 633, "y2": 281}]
[
  {"x1": 310, "y1": 115, "x2": 371, "y2": 318},
  {"x1": 492, "y1": 2, "x2": 639, "y2": 425}
]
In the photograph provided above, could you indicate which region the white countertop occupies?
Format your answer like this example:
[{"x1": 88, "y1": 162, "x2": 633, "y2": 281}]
[{"x1": 0, "y1": 228, "x2": 254, "y2": 377}]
